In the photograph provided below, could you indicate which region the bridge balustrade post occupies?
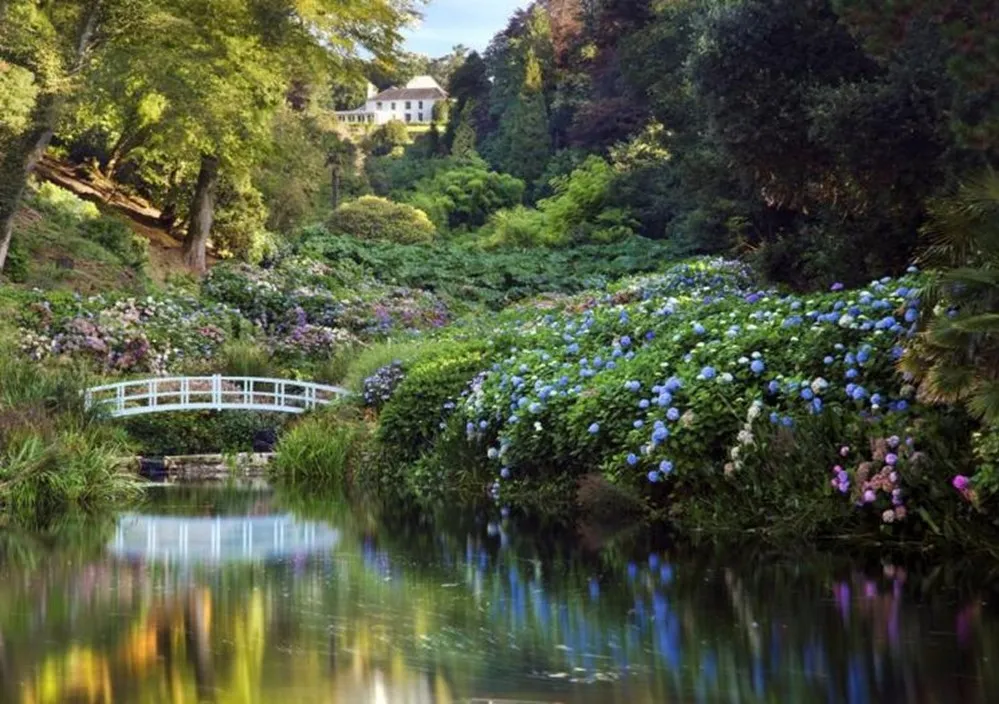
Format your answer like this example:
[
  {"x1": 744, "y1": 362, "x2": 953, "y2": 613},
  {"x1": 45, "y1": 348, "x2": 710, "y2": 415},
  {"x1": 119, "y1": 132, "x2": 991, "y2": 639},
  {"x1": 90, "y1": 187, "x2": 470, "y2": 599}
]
[
  {"x1": 149, "y1": 379, "x2": 157, "y2": 409},
  {"x1": 212, "y1": 374, "x2": 222, "y2": 410},
  {"x1": 181, "y1": 378, "x2": 189, "y2": 406},
  {"x1": 116, "y1": 384, "x2": 125, "y2": 415}
]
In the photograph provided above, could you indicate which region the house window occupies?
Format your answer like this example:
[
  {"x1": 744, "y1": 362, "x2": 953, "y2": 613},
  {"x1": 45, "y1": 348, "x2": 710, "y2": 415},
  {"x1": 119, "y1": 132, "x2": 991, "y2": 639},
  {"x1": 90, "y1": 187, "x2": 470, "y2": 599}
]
[
  {"x1": 405, "y1": 113, "x2": 412, "y2": 123},
  {"x1": 418, "y1": 113, "x2": 424, "y2": 122},
  {"x1": 405, "y1": 101, "x2": 411, "y2": 109},
  {"x1": 419, "y1": 101, "x2": 424, "y2": 109},
  {"x1": 376, "y1": 102, "x2": 382, "y2": 109},
  {"x1": 391, "y1": 102, "x2": 396, "y2": 110}
]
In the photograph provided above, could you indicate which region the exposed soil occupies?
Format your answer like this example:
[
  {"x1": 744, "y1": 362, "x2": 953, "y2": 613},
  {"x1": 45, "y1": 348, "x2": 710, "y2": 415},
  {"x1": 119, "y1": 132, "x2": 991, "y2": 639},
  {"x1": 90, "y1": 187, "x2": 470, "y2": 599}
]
[{"x1": 33, "y1": 156, "x2": 217, "y2": 282}]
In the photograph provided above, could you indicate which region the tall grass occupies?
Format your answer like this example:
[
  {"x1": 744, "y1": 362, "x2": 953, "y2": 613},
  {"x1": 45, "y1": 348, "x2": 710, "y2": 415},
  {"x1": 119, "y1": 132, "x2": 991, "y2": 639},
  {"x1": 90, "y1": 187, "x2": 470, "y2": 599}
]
[
  {"x1": 271, "y1": 407, "x2": 369, "y2": 485},
  {"x1": 220, "y1": 339, "x2": 275, "y2": 377},
  {"x1": 0, "y1": 349, "x2": 141, "y2": 523}
]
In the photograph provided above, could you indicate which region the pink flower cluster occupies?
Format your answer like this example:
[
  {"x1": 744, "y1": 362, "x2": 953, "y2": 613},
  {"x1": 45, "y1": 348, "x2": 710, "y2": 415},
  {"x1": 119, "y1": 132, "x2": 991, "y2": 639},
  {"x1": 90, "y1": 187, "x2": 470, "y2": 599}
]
[{"x1": 833, "y1": 436, "x2": 920, "y2": 524}]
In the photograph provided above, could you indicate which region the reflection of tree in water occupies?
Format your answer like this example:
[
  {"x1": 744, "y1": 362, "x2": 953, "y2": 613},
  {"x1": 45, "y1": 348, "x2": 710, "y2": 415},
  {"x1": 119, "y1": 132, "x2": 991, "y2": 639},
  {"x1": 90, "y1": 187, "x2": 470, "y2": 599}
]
[{"x1": 2, "y1": 488, "x2": 999, "y2": 702}]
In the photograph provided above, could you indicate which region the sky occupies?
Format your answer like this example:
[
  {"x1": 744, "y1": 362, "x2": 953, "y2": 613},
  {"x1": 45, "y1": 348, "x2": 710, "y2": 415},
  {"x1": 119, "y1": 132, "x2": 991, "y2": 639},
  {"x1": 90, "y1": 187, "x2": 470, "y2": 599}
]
[{"x1": 403, "y1": 0, "x2": 530, "y2": 56}]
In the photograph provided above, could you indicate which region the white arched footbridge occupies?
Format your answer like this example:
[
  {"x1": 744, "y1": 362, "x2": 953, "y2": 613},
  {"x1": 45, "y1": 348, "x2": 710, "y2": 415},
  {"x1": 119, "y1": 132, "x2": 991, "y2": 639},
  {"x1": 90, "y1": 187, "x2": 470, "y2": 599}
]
[{"x1": 85, "y1": 376, "x2": 351, "y2": 418}]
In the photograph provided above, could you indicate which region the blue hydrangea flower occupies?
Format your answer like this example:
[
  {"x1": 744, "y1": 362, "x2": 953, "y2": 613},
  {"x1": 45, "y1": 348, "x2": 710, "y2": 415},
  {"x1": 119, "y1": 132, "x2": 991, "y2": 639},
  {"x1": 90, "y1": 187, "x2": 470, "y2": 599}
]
[
  {"x1": 620, "y1": 336, "x2": 632, "y2": 348},
  {"x1": 700, "y1": 366, "x2": 717, "y2": 380},
  {"x1": 693, "y1": 323, "x2": 706, "y2": 335},
  {"x1": 500, "y1": 467, "x2": 511, "y2": 479},
  {"x1": 667, "y1": 407, "x2": 681, "y2": 422},
  {"x1": 824, "y1": 356, "x2": 835, "y2": 365},
  {"x1": 633, "y1": 420, "x2": 645, "y2": 429},
  {"x1": 627, "y1": 453, "x2": 639, "y2": 466},
  {"x1": 751, "y1": 359, "x2": 765, "y2": 374},
  {"x1": 651, "y1": 426, "x2": 669, "y2": 444},
  {"x1": 529, "y1": 402, "x2": 542, "y2": 414},
  {"x1": 905, "y1": 308, "x2": 919, "y2": 323},
  {"x1": 588, "y1": 423, "x2": 601, "y2": 434},
  {"x1": 769, "y1": 412, "x2": 779, "y2": 424},
  {"x1": 781, "y1": 416, "x2": 794, "y2": 428},
  {"x1": 768, "y1": 381, "x2": 781, "y2": 394},
  {"x1": 625, "y1": 380, "x2": 641, "y2": 392},
  {"x1": 567, "y1": 343, "x2": 580, "y2": 354},
  {"x1": 659, "y1": 460, "x2": 674, "y2": 474},
  {"x1": 639, "y1": 399, "x2": 650, "y2": 409},
  {"x1": 647, "y1": 471, "x2": 660, "y2": 483},
  {"x1": 845, "y1": 368, "x2": 859, "y2": 380},
  {"x1": 801, "y1": 388, "x2": 814, "y2": 401}
]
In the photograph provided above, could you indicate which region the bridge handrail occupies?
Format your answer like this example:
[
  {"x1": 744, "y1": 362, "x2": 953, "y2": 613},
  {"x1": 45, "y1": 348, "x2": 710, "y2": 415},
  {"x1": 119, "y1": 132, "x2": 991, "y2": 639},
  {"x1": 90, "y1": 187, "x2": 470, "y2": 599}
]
[
  {"x1": 84, "y1": 375, "x2": 352, "y2": 418},
  {"x1": 86, "y1": 376, "x2": 349, "y2": 395}
]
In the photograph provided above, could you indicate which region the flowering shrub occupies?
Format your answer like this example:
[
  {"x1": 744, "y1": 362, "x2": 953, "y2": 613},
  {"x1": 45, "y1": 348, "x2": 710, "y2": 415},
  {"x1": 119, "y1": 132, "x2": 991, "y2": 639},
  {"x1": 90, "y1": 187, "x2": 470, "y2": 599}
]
[
  {"x1": 202, "y1": 259, "x2": 450, "y2": 342},
  {"x1": 363, "y1": 362, "x2": 406, "y2": 409},
  {"x1": 832, "y1": 437, "x2": 918, "y2": 525},
  {"x1": 18, "y1": 293, "x2": 237, "y2": 374},
  {"x1": 362, "y1": 256, "x2": 991, "y2": 537}
]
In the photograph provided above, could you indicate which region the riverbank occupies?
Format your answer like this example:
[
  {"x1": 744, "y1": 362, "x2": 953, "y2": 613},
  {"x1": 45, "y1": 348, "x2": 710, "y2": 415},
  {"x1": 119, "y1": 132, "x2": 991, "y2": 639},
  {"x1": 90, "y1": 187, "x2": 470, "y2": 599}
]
[{"x1": 264, "y1": 258, "x2": 998, "y2": 555}]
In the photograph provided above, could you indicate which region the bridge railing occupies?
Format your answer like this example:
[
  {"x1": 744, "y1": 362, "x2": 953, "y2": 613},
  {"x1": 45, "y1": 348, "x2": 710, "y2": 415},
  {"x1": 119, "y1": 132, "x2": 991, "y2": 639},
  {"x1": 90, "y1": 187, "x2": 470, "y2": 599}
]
[{"x1": 84, "y1": 375, "x2": 351, "y2": 418}]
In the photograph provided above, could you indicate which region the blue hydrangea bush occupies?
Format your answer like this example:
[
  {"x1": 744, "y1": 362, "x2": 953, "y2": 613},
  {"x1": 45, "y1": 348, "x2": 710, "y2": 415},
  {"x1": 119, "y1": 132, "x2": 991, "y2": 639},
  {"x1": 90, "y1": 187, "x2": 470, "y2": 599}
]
[
  {"x1": 372, "y1": 257, "x2": 982, "y2": 534},
  {"x1": 363, "y1": 361, "x2": 406, "y2": 409}
]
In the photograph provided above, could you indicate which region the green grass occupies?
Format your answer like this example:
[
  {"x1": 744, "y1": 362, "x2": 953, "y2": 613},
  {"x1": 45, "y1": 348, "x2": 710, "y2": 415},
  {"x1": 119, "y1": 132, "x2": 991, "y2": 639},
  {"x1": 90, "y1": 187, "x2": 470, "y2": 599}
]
[
  {"x1": 271, "y1": 407, "x2": 369, "y2": 485},
  {"x1": 0, "y1": 349, "x2": 141, "y2": 524}
]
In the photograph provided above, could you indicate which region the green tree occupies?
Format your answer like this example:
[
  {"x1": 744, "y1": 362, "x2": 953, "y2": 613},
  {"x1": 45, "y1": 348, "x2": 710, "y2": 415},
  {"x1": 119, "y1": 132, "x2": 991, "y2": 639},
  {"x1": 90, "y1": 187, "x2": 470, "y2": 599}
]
[
  {"x1": 325, "y1": 132, "x2": 360, "y2": 212},
  {"x1": 365, "y1": 120, "x2": 411, "y2": 157},
  {"x1": 444, "y1": 51, "x2": 490, "y2": 151},
  {"x1": 0, "y1": 0, "x2": 152, "y2": 273},
  {"x1": 496, "y1": 50, "x2": 553, "y2": 191},
  {"x1": 450, "y1": 102, "x2": 478, "y2": 159}
]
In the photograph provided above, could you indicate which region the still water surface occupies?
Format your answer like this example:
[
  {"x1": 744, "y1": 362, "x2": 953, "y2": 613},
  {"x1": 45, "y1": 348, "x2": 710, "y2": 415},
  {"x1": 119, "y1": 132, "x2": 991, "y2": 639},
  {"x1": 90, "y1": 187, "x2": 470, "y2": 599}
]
[{"x1": 1, "y1": 485, "x2": 998, "y2": 703}]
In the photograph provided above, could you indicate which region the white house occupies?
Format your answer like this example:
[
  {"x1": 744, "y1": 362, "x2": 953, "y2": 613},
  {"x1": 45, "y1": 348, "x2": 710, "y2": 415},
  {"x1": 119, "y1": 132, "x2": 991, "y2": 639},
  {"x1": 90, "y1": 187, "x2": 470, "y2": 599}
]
[{"x1": 335, "y1": 75, "x2": 448, "y2": 126}]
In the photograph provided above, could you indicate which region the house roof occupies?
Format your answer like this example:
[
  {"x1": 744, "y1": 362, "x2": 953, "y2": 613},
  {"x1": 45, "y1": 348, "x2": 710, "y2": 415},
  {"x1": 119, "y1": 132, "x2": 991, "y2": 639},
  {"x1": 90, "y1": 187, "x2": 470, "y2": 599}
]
[{"x1": 370, "y1": 85, "x2": 447, "y2": 102}]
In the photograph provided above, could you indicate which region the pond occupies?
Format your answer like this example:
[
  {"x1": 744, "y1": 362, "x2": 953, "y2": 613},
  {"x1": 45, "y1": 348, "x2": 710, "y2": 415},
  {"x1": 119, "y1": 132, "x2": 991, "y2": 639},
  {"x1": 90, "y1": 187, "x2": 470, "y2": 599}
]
[{"x1": 1, "y1": 485, "x2": 997, "y2": 703}]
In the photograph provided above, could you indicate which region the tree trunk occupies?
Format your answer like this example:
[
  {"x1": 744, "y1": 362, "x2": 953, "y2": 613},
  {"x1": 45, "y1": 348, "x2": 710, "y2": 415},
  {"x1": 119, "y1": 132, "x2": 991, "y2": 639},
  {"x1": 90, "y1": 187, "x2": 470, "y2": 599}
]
[
  {"x1": 331, "y1": 167, "x2": 341, "y2": 210},
  {"x1": 0, "y1": 0, "x2": 101, "y2": 273},
  {"x1": 183, "y1": 154, "x2": 220, "y2": 272},
  {"x1": 0, "y1": 94, "x2": 61, "y2": 272}
]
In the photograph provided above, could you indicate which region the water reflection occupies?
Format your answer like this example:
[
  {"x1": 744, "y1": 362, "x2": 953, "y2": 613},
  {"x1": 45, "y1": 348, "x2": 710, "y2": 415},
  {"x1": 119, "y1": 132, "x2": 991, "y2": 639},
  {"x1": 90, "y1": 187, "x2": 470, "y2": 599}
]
[{"x1": 0, "y1": 486, "x2": 997, "y2": 703}]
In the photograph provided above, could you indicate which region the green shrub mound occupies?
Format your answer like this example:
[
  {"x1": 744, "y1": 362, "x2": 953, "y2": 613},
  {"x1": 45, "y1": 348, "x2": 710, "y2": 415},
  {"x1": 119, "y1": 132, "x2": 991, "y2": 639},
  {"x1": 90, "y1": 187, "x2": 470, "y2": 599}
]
[{"x1": 328, "y1": 196, "x2": 436, "y2": 244}]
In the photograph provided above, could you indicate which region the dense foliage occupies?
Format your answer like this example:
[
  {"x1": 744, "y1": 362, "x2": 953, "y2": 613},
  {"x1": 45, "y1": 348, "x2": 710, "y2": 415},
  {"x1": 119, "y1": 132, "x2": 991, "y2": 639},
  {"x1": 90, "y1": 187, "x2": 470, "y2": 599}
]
[
  {"x1": 440, "y1": 0, "x2": 995, "y2": 286},
  {"x1": 299, "y1": 229, "x2": 675, "y2": 308}
]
